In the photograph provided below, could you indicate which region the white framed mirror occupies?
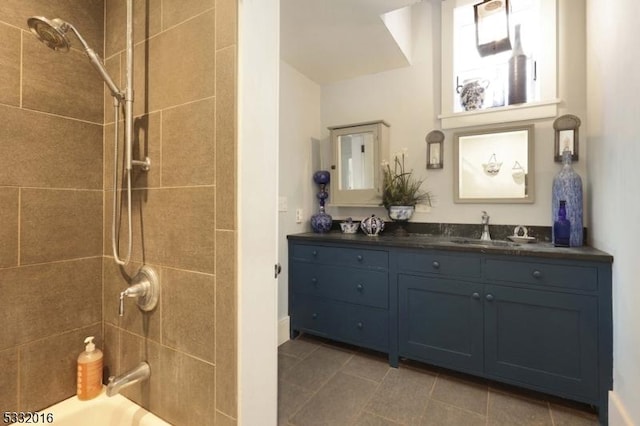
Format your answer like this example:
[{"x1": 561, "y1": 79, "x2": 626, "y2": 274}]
[
  {"x1": 453, "y1": 124, "x2": 534, "y2": 203},
  {"x1": 329, "y1": 120, "x2": 389, "y2": 206}
]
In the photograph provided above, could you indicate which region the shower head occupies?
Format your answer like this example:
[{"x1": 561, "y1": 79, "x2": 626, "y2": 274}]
[
  {"x1": 27, "y1": 16, "x2": 71, "y2": 52},
  {"x1": 27, "y1": 15, "x2": 124, "y2": 101}
]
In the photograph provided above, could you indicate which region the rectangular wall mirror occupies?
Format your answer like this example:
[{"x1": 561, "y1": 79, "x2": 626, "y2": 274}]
[{"x1": 453, "y1": 124, "x2": 535, "y2": 203}]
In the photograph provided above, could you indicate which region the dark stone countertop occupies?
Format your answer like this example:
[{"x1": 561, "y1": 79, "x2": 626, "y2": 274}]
[{"x1": 287, "y1": 232, "x2": 613, "y2": 263}]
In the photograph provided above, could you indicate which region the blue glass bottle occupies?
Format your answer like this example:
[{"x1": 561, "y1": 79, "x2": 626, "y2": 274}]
[
  {"x1": 552, "y1": 150, "x2": 583, "y2": 246},
  {"x1": 553, "y1": 200, "x2": 571, "y2": 247}
]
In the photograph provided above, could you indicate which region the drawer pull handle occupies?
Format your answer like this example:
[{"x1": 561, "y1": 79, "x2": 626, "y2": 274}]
[
  {"x1": 312, "y1": 250, "x2": 318, "y2": 257},
  {"x1": 357, "y1": 255, "x2": 364, "y2": 262},
  {"x1": 356, "y1": 283, "x2": 364, "y2": 292},
  {"x1": 357, "y1": 322, "x2": 364, "y2": 329},
  {"x1": 311, "y1": 278, "x2": 318, "y2": 286},
  {"x1": 472, "y1": 292, "x2": 480, "y2": 300},
  {"x1": 312, "y1": 313, "x2": 318, "y2": 319},
  {"x1": 485, "y1": 294, "x2": 494, "y2": 302},
  {"x1": 432, "y1": 261, "x2": 440, "y2": 269},
  {"x1": 532, "y1": 270, "x2": 542, "y2": 278}
]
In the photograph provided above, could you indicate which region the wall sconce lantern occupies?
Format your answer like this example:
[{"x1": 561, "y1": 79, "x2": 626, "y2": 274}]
[
  {"x1": 426, "y1": 130, "x2": 444, "y2": 169},
  {"x1": 474, "y1": 0, "x2": 512, "y2": 57},
  {"x1": 553, "y1": 114, "x2": 581, "y2": 162}
]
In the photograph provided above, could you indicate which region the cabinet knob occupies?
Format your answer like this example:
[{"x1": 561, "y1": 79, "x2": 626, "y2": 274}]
[
  {"x1": 432, "y1": 261, "x2": 440, "y2": 269},
  {"x1": 357, "y1": 255, "x2": 363, "y2": 262},
  {"x1": 485, "y1": 294, "x2": 494, "y2": 302},
  {"x1": 311, "y1": 278, "x2": 318, "y2": 286},
  {"x1": 312, "y1": 250, "x2": 318, "y2": 257},
  {"x1": 472, "y1": 292, "x2": 480, "y2": 300},
  {"x1": 357, "y1": 321, "x2": 364, "y2": 329},
  {"x1": 532, "y1": 270, "x2": 542, "y2": 278},
  {"x1": 312, "y1": 313, "x2": 318, "y2": 319},
  {"x1": 356, "y1": 283, "x2": 364, "y2": 292}
]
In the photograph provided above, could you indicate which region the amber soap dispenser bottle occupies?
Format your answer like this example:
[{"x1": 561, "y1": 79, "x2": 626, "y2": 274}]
[{"x1": 77, "y1": 336, "x2": 103, "y2": 400}]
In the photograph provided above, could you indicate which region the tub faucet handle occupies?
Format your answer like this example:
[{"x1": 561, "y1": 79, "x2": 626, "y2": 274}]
[{"x1": 116, "y1": 265, "x2": 160, "y2": 317}]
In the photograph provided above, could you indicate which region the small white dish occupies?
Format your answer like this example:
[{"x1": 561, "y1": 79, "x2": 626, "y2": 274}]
[
  {"x1": 507, "y1": 235, "x2": 536, "y2": 243},
  {"x1": 508, "y1": 225, "x2": 536, "y2": 243},
  {"x1": 340, "y1": 221, "x2": 360, "y2": 234}
]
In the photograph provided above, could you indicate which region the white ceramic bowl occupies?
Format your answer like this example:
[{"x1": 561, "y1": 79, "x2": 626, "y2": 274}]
[{"x1": 340, "y1": 222, "x2": 360, "y2": 233}]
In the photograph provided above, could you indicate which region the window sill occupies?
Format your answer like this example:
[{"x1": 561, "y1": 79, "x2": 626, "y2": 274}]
[{"x1": 438, "y1": 99, "x2": 561, "y2": 130}]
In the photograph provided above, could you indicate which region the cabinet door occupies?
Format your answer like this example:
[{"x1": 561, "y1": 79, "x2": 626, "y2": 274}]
[
  {"x1": 399, "y1": 274, "x2": 483, "y2": 374},
  {"x1": 484, "y1": 285, "x2": 598, "y2": 399}
]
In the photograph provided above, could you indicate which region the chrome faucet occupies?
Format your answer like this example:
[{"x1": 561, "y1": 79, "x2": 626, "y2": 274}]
[
  {"x1": 480, "y1": 211, "x2": 491, "y2": 241},
  {"x1": 106, "y1": 362, "x2": 150, "y2": 397}
]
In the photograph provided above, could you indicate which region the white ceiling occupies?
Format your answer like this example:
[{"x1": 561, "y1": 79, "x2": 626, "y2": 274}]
[{"x1": 280, "y1": 0, "x2": 423, "y2": 84}]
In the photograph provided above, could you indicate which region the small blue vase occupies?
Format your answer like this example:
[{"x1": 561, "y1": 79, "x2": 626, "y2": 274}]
[
  {"x1": 552, "y1": 151, "x2": 583, "y2": 246},
  {"x1": 311, "y1": 210, "x2": 332, "y2": 233}
]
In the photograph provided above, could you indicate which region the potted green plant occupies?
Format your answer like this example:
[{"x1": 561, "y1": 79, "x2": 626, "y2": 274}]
[{"x1": 381, "y1": 150, "x2": 431, "y2": 234}]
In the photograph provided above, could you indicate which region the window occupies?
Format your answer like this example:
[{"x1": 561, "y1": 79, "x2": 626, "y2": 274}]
[{"x1": 440, "y1": 0, "x2": 558, "y2": 129}]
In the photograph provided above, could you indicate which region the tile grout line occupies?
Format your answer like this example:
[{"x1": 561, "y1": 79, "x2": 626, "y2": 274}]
[
  {"x1": 283, "y1": 347, "x2": 356, "y2": 425},
  {"x1": 17, "y1": 188, "x2": 21, "y2": 267},
  {"x1": 19, "y1": 30, "x2": 23, "y2": 109},
  {"x1": 549, "y1": 400, "x2": 556, "y2": 426}
]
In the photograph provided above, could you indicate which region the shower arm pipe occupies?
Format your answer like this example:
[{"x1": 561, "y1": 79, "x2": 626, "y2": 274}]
[{"x1": 64, "y1": 22, "x2": 124, "y2": 102}]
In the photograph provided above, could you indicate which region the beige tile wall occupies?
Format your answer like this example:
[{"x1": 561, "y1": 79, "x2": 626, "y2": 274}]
[
  {"x1": 0, "y1": 1, "x2": 237, "y2": 421},
  {"x1": 0, "y1": 0, "x2": 104, "y2": 415},
  {"x1": 102, "y1": 0, "x2": 237, "y2": 425}
]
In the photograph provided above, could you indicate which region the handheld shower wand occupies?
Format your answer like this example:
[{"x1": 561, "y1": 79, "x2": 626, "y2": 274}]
[{"x1": 28, "y1": 1, "x2": 148, "y2": 266}]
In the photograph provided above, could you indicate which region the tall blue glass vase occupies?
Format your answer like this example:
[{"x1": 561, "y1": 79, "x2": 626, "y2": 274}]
[{"x1": 552, "y1": 151, "x2": 583, "y2": 246}]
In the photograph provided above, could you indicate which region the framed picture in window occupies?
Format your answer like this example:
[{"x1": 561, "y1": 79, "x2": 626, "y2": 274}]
[{"x1": 553, "y1": 114, "x2": 581, "y2": 162}]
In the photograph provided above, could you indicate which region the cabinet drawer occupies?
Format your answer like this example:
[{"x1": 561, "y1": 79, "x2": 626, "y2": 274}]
[
  {"x1": 334, "y1": 302, "x2": 389, "y2": 350},
  {"x1": 289, "y1": 294, "x2": 333, "y2": 336},
  {"x1": 397, "y1": 250, "x2": 481, "y2": 279},
  {"x1": 291, "y1": 263, "x2": 388, "y2": 308},
  {"x1": 291, "y1": 244, "x2": 388, "y2": 269},
  {"x1": 485, "y1": 259, "x2": 598, "y2": 291},
  {"x1": 290, "y1": 295, "x2": 389, "y2": 351}
]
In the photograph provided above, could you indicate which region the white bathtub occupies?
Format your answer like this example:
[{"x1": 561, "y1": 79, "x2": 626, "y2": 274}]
[{"x1": 35, "y1": 388, "x2": 171, "y2": 426}]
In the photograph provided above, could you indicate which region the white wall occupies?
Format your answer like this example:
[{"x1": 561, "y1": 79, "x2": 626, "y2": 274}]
[
  {"x1": 586, "y1": 0, "x2": 640, "y2": 424},
  {"x1": 277, "y1": 61, "x2": 321, "y2": 332},
  {"x1": 320, "y1": 1, "x2": 587, "y2": 227},
  {"x1": 238, "y1": 0, "x2": 279, "y2": 422}
]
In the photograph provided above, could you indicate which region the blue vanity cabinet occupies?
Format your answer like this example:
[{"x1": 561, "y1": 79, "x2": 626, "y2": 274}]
[
  {"x1": 397, "y1": 250, "x2": 611, "y2": 423},
  {"x1": 398, "y1": 274, "x2": 484, "y2": 374},
  {"x1": 288, "y1": 234, "x2": 612, "y2": 424},
  {"x1": 288, "y1": 241, "x2": 395, "y2": 362},
  {"x1": 483, "y1": 284, "x2": 598, "y2": 399},
  {"x1": 482, "y1": 256, "x2": 609, "y2": 405},
  {"x1": 396, "y1": 249, "x2": 485, "y2": 374}
]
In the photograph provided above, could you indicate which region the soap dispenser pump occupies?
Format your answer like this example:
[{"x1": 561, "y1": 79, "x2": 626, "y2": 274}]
[{"x1": 77, "y1": 336, "x2": 103, "y2": 400}]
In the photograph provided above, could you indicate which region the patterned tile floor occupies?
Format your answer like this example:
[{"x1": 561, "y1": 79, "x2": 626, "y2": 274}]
[{"x1": 278, "y1": 335, "x2": 600, "y2": 426}]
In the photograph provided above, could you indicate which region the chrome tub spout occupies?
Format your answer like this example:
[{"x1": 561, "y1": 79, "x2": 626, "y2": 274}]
[{"x1": 106, "y1": 361, "x2": 150, "y2": 397}]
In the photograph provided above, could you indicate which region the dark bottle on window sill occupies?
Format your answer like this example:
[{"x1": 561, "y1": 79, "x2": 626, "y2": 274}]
[{"x1": 508, "y1": 24, "x2": 527, "y2": 105}]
